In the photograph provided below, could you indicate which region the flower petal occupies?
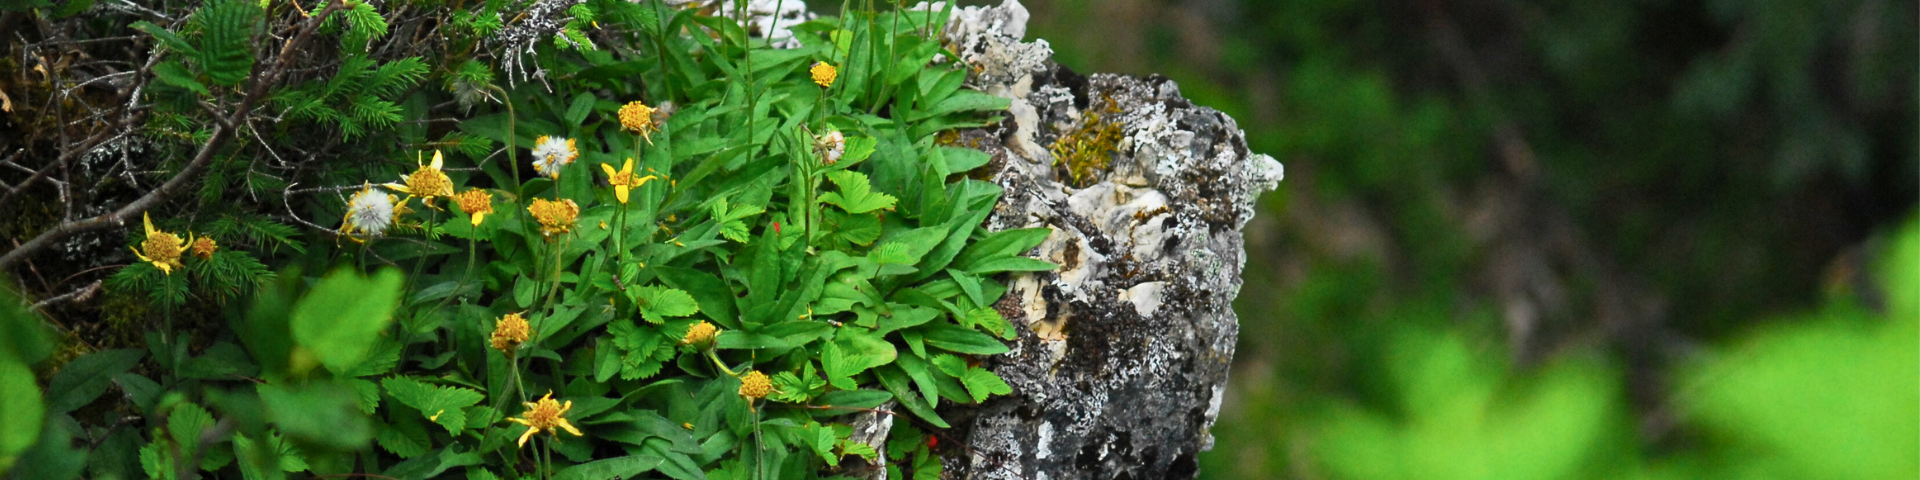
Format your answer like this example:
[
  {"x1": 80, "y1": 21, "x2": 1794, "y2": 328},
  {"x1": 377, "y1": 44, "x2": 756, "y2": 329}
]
[{"x1": 430, "y1": 150, "x2": 444, "y2": 169}]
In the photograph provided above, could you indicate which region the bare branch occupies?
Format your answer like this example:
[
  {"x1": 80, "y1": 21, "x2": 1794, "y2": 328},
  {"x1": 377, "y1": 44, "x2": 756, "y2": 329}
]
[{"x1": 0, "y1": 0, "x2": 348, "y2": 272}]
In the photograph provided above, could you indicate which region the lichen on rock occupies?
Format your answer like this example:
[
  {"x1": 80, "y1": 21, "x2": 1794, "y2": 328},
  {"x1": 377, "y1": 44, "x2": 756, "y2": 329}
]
[{"x1": 919, "y1": 1, "x2": 1284, "y2": 478}]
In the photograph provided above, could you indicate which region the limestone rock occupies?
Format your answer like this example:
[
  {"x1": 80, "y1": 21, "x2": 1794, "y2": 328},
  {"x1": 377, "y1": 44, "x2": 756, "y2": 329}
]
[{"x1": 920, "y1": 1, "x2": 1284, "y2": 478}]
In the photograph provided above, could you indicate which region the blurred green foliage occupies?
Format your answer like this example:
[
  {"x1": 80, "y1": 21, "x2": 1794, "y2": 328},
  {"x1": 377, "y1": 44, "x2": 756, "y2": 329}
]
[{"x1": 1025, "y1": 0, "x2": 1915, "y2": 478}]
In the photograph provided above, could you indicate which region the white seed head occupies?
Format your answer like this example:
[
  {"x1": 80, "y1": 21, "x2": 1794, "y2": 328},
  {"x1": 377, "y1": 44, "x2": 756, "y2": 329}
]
[{"x1": 347, "y1": 186, "x2": 395, "y2": 236}]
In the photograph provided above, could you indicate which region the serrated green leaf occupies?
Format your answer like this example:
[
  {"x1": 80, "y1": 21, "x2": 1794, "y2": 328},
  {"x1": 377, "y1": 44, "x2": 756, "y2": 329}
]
[
  {"x1": 635, "y1": 285, "x2": 700, "y2": 324},
  {"x1": 960, "y1": 368, "x2": 1012, "y2": 403},
  {"x1": 381, "y1": 377, "x2": 485, "y2": 434},
  {"x1": 967, "y1": 307, "x2": 1014, "y2": 340},
  {"x1": 196, "y1": 0, "x2": 258, "y2": 86},
  {"x1": 167, "y1": 403, "x2": 215, "y2": 453},
  {"x1": 819, "y1": 171, "x2": 896, "y2": 214},
  {"x1": 930, "y1": 354, "x2": 968, "y2": 378}
]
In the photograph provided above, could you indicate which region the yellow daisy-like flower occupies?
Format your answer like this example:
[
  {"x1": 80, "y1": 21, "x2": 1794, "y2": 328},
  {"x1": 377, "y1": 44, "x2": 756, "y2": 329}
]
[
  {"x1": 600, "y1": 158, "x2": 658, "y2": 205},
  {"x1": 680, "y1": 321, "x2": 718, "y2": 347},
  {"x1": 509, "y1": 392, "x2": 583, "y2": 447},
  {"x1": 810, "y1": 62, "x2": 837, "y2": 88},
  {"x1": 454, "y1": 189, "x2": 494, "y2": 226},
  {"x1": 738, "y1": 370, "x2": 771, "y2": 400},
  {"x1": 490, "y1": 312, "x2": 530, "y2": 355},
  {"x1": 190, "y1": 236, "x2": 218, "y2": 260},
  {"x1": 528, "y1": 198, "x2": 579, "y2": 237},
  {"x1": 617, "y1": 101, "x2": 659, "y2": 143},
  {"x1": 385, "y1": 150, "x2": 454, "y2": 208},
  {"x1": 130, "y1": 212, "x2": 186, "y2": 275}
]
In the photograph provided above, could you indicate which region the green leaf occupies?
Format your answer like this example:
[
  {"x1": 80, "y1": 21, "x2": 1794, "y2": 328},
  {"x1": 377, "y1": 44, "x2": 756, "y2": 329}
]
[
  {"x1": 842, "y1": 137, "x2": 878, "y2": 164},
  {"x1": 167, "y1": 403, "x2": 215, "y2": 454},
  {"x1": 635, "y1": 285, "x2": 700, "y2": 324},
  {"x1": 554, "y1": 454, "x2": 664, "y2": 480},
  {"x1": 131, "y1": 21, "x2": 199, "y2": 55},
  {"x1": 655, "y1": 266, "x2": 739, "y2": 328},
  {"x1": 909, "y1": 90, "x2": 1011, "y2": 121},
  {"x1": 930, "y1": 354, "x2": 968, "y2": 378},
  {"x1": 258, "y1": 382, "x2": 371, "y2": 451},
  {"x1": 197, "y1": 0, "x2": 259, "y2": 86},
  {"x1": 151, "y1": 60, "x2": 209, "y2": 95},
  {"x1": 964, "y1": 256, "x2": 1058, "y2": 274},
  {"x1": 966, "y1": 307, "x2": 1014, "y2": 340},
  {"x1": 960, "y1": 368, "x2": 1013, "y2": 403},
  {"x1": 819, "y1": 170, "x2": 897, "y2": 214},
  {"x1": 919, "y1": 324, "x2": 1011, "y2": 355},
  {"x1": 43, "y1": 348, "x2": 144, "y2": 413},
  {"x1": 382, "y1": 377, "x2": 485, "y2": 434},
  {"x1": 955, "y1": 227, "x2": 1052, "y2": 268},
  {"x1": 0, "y1": 358, "x2": 41, "y2": 473},
  {"x1": 290, "y1": 268, "x2": 404, "y2": 376},
  {"x1": 565, "y1": 93, "x2": 596, "y2": 125}
]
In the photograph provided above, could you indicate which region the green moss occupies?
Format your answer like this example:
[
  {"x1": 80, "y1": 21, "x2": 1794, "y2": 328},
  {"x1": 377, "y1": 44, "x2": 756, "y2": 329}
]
[{"x1": 1049, "y1": 94, "x2": 1125, "y2": 188}]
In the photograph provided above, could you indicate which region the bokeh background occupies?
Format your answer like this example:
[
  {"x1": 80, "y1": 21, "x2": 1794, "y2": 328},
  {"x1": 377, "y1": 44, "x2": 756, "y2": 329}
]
[{"x1": 1010, "y1": 0, "x2": 1916, "y2": 478}]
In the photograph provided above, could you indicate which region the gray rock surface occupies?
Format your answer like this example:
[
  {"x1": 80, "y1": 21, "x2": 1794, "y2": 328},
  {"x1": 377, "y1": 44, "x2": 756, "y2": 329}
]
[{"x1": 921, "y1": 1, "x2": 1284, "y2": 478}]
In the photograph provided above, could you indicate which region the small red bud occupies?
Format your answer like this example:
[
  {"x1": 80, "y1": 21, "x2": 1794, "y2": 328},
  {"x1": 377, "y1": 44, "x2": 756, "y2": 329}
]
[
  {"x1": 927, "y1": 435, "x2": 937, "y2": 448},
  {"x1": 773, "y1": 221, "x2": 781, "y2": 235}
]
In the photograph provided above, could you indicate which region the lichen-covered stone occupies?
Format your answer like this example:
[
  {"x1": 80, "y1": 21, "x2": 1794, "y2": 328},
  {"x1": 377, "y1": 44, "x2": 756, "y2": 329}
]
[{"x1": 928, "y1": 1, "x2": 1283, "y2": 478}]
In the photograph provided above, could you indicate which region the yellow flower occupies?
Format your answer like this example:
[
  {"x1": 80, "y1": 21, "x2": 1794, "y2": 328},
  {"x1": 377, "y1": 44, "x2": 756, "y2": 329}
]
[
  {"x1": 528, "y1": 198, "x2": 579, "y2": 237},
  {"x1": 491, "y1": 312, "x2": 530, "y2": 355},
  {"x1": 385, "y1": 150, "x2": 454, "y2": 208},
  {"x1": 509, "y1": 392, "x2": 583, "y2": 447},
  {"x1": 130, "y1": 212, "x2": 186, "y2": 275},
  {"x1": 680, "y1": 321, "x2": 718, "y2": 347},
  {"x1": 600, "y1": 158, "x2": 658, "y2": 204},
  {"x1": 455, "y1": 189, "x2": 494, "y2": 226},
  {"x1": 738, "y1": 370, "x2": 771, "y2": 400},
  {"x1": 810, "y1": 62, "x2": 837, "y2": 88},
  {"x1": 190, "y1": 236, "x2": 218, "y2": 260},
  {"x1": 618, "y1": 101, "x2": 659, "y2": 143}
]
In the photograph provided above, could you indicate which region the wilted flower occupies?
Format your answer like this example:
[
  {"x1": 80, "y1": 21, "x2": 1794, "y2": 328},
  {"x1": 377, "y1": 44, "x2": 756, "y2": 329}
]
[
  {"x1": 528, "y1": 198, "x2": 579, "y2": 237},
  {"x1": 131, "y1": 212, "x2": 186, "y2": 275},
  {"x1": 813, "y1": 129, "x2": 845, "y2": 165},
  {"x1": 341, "y1": 184, "x2": 395, "y2": 237},
  {"x1": 618, "y1": 101, "x2": 658, "y2": 143},
  {"x1": 509, "y1": 392, "x2": 582, "y2": 447},
  {"x1": 190, "y1": 236, "x2": 218, "y2": 260},
  {"x1": 491, "y1": 312, "x2": 530, "y2": 355},
  {"x1": 531, "y1": 136, "x2": 578, "y2": 179}
]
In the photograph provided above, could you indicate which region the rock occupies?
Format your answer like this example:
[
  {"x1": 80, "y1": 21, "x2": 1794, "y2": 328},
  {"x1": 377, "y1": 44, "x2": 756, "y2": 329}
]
[{"x1": 922, "y1": 1, "x2": 1284, "y2": 478}]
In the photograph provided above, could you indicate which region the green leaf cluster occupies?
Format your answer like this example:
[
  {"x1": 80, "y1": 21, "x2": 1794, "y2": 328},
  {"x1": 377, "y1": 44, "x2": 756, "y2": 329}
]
[{"x1": 32, "y1": 2, "x2": 1054, "y2": 480}]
